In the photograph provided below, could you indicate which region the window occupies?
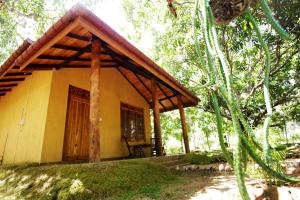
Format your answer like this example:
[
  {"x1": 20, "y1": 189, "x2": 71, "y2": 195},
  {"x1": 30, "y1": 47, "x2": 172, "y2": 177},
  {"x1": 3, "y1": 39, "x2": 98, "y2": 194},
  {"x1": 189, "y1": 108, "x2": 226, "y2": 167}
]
[{"x1": 121, "y1": 103, "x2": 145, "y2": 141}]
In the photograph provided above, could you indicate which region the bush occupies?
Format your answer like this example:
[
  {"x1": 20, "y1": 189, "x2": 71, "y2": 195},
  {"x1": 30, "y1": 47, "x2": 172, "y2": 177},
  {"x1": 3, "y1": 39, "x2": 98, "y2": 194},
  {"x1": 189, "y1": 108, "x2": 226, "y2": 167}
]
[{"x1": 184, "y1": 151, "x2": 230, "y2": 165}]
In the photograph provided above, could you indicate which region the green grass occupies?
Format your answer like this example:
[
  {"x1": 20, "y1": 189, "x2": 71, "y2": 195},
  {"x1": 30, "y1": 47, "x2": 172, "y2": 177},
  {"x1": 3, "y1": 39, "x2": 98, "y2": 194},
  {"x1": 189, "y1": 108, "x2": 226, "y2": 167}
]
[
  {"x1": 0, "y1": 160, "x2": 176, "y2": 200},
  {"x1": 183, "y1": 151, "x2": 230, "y2": 165}
]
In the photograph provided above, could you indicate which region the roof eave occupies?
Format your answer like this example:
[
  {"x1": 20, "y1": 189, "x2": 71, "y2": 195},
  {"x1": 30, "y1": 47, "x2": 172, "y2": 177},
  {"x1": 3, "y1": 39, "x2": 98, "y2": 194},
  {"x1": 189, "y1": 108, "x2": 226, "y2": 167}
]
[
  {"x1": 14, "y1": 3, "x2": 199, "y2": 105},
  {"x1": 0, "y1": 38, "x2": 33, "y2": 78}
]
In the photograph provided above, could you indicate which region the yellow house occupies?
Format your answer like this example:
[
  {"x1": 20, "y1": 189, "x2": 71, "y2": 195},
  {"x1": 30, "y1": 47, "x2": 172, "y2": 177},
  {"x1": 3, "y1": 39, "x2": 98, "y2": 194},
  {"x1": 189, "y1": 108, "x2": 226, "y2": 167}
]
[{"x1": 0, "y1": 4, "x2": 199, "y2": 164}]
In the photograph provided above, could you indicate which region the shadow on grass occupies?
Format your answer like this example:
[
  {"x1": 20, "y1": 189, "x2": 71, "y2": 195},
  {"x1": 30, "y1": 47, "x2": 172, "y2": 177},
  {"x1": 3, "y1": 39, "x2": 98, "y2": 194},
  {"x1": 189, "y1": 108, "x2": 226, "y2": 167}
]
[{"x1": 0, "y1": 160, "x2": 176, "y2": 200}]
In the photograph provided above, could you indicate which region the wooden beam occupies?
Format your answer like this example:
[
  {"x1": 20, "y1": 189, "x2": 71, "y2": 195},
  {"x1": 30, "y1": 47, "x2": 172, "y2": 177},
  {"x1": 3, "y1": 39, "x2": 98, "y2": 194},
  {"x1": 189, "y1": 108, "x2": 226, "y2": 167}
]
[
  {"x1": 117, "y1": 67, "x2": 151, "y2": 106},
  {"x1": 0, "y1": 83, "x2": 17, "y2": 87},
  {"x1": 0, "y1": 87, "x2": 12, "y2": 90},
  {"x1": 51, "y1": 44, "x2": 108, "y2": 55},
  {"x1": 25, "y1": 64, "x2": 117, "y2": 71},
  {"x1": 57, "y1": 44, "x2": 92, "y2": 69},
  {"x1": 5, "y1": 72, "x2": 32, "y2": 76},
  {"x1": 0, "y1": 88, "x2": 11, "y2": 92},
  {"x1": 19, "y1": 18, "x2": 81, "y2": 69},
  {"x1": 79, "y1": 18, "x2": 197, "y2": 104},
  {"x1": 151, "y1": 78, "x2": 163, "y2": 156},
  {"x1": 52, "y1": 44, "x2": 89, "y2": 52},
  {"x1": 103, "y1": 45, "x2": 152, "y2": 78},
  {"x1": 134, "y1": 73, "x2": 166, "y2": 110},
  {"x1": 89, "y1": 36, "x2": 101, "y2": 162},
  {"x1": 67, "y1": 33, "x2": 90, "y2": 42},
  {"x1": 103, "y1": 44, "x2": 179, "y2": 95},
  {"x1": 158, "y1": 94, "x2": 176, "y2": 102},
  {"x1": 0, "y1": 78, "x2": 25, "y2": 82},
  {"x1": 37, "y1": 55, "x2": 114, "y2": 63},
  {"x1": 12, "y1": 66, "x2": 20, "y2": 69},
  {"x1": 38, "y1": 55, "x2": 90, "y2": 61},
  {"x1": 177, "y1": 95, "x2": 190, "y2": 154},
  {"x1": 157, "y1": 83, "x2": 176, "y2": 107}
]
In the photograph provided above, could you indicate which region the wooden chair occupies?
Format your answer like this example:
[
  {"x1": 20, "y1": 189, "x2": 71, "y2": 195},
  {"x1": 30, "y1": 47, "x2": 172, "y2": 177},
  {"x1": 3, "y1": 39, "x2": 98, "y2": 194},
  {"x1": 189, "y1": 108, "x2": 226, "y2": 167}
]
[
  {"x1": 123, "y1": 135, "x2": 151, "y2": 158},
  {"x1": 123, "y1": 135, "x2": 134, "y2": 158}
]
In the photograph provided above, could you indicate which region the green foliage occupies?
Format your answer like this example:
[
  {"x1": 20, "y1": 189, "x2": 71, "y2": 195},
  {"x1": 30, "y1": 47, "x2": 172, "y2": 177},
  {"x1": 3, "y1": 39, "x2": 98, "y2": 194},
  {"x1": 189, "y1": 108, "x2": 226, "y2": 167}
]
[
  {"x1": 121, "y1": 1, "x2": 300, "y2": 155},
  {"x1": 0, "y1": 0, "x2": 102, "y2": 64},
  {"x1": 184, "y1": 151, "x2": 229, "y2": 165},
  {"x1": 0, "y1": 0, "x2": 53, "y2": 62}
]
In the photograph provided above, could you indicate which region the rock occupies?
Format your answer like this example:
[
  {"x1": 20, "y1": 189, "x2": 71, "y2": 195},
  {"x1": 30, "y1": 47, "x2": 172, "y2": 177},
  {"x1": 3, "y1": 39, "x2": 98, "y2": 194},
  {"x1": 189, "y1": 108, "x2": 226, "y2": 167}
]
[
  {"x1": 190, "y1": 165, "x2": 197, "y2": 170},
  {"x1": 175, "y1": 166, "x2": 180, "y2": 171},
  {"x1": 286, "y1": 167, "x2": 296, "y2": 175},
  {"x1": 182, "y1": 165, "x2": 190, "y2": 171},
  {"x1": 218, "y1": 164, "x2": 225, "y2": 172},
  {"x1": 293, "y1": 161, "x2": 300, "y2": 167},
  {"x1": 254, "y1": 185, "x2": 279, "y2": 200},
  {"x1": 292, "y1": 166, "x2": 300, "y2": 175},
  {"x1": 225, "y1": 164, "x2": 232, "y2": 172}
]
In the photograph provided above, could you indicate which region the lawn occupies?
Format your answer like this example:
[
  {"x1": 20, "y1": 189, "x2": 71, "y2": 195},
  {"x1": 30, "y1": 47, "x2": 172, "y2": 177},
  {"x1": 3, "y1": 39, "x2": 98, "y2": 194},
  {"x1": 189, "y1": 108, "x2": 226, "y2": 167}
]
[
  {"x1": 1, "y1": 159, "x2": 299, "y2": 200},
  {"x1": 0, "y1": 159, "x2": 203, "y2": 200}
]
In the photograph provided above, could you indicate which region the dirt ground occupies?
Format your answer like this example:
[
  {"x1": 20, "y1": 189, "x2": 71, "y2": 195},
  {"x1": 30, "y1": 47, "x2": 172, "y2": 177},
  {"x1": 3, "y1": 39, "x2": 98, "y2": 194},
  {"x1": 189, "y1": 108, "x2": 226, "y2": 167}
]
[
  {"x1": 157, "y1": 171, "x2": 300, "y2": 200},
  {"x1": 189, "y1": 173, "x2": 300, "y2": 200}
]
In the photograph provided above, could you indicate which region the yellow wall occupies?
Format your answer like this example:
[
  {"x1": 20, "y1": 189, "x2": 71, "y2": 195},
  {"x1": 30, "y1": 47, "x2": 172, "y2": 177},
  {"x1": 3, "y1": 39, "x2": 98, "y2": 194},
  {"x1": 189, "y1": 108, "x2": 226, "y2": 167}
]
[
  {"x1": 41, "y1": 68, "x2": 151, "y2": 162},
  {"x1": 0, "y1": 71, "x2": 53, "y2": 164}
]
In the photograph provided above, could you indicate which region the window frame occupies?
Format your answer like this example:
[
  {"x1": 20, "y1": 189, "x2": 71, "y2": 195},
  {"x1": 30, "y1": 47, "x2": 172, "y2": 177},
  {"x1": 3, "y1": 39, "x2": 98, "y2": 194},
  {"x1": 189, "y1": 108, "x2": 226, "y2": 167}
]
[{"x1": 120, "y1": 102, "x2": 145, "y2": 142}]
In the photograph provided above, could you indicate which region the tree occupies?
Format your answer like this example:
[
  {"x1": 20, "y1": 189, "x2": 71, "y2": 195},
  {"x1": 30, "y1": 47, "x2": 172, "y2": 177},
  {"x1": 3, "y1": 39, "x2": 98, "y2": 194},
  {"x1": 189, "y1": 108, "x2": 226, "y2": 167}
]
[
  {"x1": 122, "y1": 0, "x2": 300, "y2": 198},
  {"x1": 122, "y1": 0, "x2": 299, "y2": 142},
  {"x1": 0, "y1": 0, "x2": 54, "y2": 62},
  {"x1": 0, "y1": 0, "x2": 102, "y2": 64}
]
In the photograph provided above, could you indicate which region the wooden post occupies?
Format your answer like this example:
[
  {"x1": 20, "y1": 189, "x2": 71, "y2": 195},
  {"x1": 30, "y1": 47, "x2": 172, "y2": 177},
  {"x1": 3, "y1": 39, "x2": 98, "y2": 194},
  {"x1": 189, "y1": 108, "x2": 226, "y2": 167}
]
[
  {"x1": 177, "y1": 95, "x2": 190, "y2": 154},
  {"x1": 89, "y1": 36, "x2": 101, "y2": 162},
  {"x1": 151, "y1": 78, "x2": 163, "y2": 156}
]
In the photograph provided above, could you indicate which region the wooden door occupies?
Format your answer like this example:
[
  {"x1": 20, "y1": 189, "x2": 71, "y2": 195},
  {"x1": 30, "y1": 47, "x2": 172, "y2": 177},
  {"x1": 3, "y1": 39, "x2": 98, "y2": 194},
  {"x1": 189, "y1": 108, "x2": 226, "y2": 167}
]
[{"x1": 63, "y1": 85, "x2": 90, "y2": 161}]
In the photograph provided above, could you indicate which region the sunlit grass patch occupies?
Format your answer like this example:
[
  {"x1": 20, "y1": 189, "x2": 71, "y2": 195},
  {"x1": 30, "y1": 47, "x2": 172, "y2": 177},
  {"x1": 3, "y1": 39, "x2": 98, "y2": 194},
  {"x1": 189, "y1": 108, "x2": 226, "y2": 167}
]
[{"x1": 0, "y1": 160, "x2": 176, "y2": 200}]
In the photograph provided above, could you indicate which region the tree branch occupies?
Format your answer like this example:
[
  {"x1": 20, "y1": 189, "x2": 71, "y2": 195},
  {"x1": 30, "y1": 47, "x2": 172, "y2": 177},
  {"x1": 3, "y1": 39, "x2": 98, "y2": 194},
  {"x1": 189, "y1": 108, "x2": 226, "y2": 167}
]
[
  {"x1": 252, "y1": 82, "x2": 300, "y2": 127},
  {"x1": 243, "y1": 48, "x2": 300, "y2": 106}
]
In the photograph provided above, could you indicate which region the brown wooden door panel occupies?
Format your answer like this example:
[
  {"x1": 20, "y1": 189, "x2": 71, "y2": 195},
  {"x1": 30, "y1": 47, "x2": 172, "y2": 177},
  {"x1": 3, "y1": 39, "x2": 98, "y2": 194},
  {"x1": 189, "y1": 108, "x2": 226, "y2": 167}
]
[{"x1": 63, "y1": 86, "x2": 90, "y2": 161}]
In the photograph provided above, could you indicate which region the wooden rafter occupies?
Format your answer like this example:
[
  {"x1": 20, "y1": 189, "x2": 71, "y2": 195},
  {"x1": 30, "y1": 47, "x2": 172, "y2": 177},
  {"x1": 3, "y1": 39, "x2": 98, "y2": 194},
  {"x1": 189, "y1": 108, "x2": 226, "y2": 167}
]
[
  {"x1": 0, "y1": 87, "x2": 12, "y2": 90},
  {"x1": 0, "y1": 88, "x2": 11, "y2": 92},
  {"x1": 38, "y1": 55, "x2": 89, "y2": 61},
  {"x1": 157, "y1": 83, "x2": 176, "y2": 107},
  {"x1": 158, "y1": 94, "x2": 176, "y2": 102},
  {"x1": 104, "y1": 46, "x2": 151, "y2": 78},
  {"x1": 58, "y1": 44, "x2": 92, "y2": 69},
  {"x1": 0, "y1": 83, "x2": 17, "y2": 87},
  {"x1": 37, "y1": 55, "x2": 114, "y2": 63},
  {"x1": 52, "y1": 44, "x2": 85, "y2": 52},
  {"x1": 4, "y1": 72, "x2": 32, "y2": 77},
  {"x1": 134, "y1": 73, "x2": 166, "y2": 110},
  {"x1": 25, "y1": 63, "x2": 117, "y2": 71},
  {"x1": 0, "y1": 78, "x2": 24, "y2": 82},
  {"x1": 51, "y1": 44, "x2": 109, "y2": 55},
  {"x1": 103, "y1": 44, "x2": 179, "y2": 95},
  {"x1": 117, "y1": 67, "x2": 151, "y2": 106},
  {"x1": 67, "y1": 33, "x2": 90, "y2": 41}
]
